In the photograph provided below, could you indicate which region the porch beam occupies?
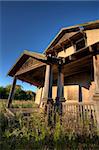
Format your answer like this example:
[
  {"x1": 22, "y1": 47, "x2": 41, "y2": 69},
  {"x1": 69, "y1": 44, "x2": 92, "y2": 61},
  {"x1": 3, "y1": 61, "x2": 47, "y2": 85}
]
[
  {"x1": 48, "y1": 65, "x2": 53, "y2": 98},
  {"x1": 41, "y1": 65, "x2": 53, "y2": 106},
  {"x1": 7, "y1": 76, "x2": 17, "y2": 108}
]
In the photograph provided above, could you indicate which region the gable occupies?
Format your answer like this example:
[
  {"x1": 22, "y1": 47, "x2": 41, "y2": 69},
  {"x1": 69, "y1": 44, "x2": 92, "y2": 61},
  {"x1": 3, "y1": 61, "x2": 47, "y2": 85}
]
[
  {"x1": 8, "y1": 50, "x2": 46, "y2": 77},
  {"x1": 45, "y1": 20, "x2": 99, "y2": 55},
  {"x1": 57, "y1": 32, "x2": 78, "y2": 45},
  {"x1": 16, "y1": 57, "x2": 45, "y2": 76},
  {"x1": 46, "y1": 31, "x2": 87, "y2": 55}
]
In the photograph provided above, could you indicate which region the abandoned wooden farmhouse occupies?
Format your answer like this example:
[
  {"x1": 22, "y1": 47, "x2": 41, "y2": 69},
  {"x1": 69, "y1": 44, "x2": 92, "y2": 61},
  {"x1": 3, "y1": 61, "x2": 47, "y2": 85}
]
[{"x1": 7, "y1": 20, "x2": 99, "y2": 127}]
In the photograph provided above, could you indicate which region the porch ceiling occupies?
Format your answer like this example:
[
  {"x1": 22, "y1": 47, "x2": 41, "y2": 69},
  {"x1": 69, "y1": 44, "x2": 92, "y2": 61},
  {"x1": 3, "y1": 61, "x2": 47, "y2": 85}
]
[
  {"x1": 63, "y1": 55, "x2": 92, "y2": 77},
  {"x1": 17, "y1": 65, "x2": 46, "y2": 87},
  {"x1": 53, "y1": 55, "x2": 93, "y2": 86}
]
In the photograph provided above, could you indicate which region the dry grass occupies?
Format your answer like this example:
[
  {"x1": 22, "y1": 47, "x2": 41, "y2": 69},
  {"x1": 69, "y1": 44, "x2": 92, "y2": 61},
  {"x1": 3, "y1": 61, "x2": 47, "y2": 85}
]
[{"x1": 0, "y1": 99, "x2": 36, "y2": 109}]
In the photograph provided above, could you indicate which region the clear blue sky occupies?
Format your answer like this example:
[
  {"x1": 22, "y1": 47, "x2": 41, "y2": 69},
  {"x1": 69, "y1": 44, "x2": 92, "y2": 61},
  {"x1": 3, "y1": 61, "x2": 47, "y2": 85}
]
[{"x1": 0, "y1": 1, "x2": 99, "y2": 92}]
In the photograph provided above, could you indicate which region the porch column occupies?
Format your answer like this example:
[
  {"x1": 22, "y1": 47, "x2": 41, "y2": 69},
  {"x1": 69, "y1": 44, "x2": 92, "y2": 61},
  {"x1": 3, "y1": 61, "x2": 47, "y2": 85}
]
[
  {"x1": 79, "y1": 85, "x2": 82, "y2": 102},
  {"x1": 7, "y1": 76, "x2": 17, "y2": 108},
  {"x1": 93, "y1": 54, "x2": 99, "y2": 128},
  {"x1": 55, "y1": 65, "x2": 65, "y2": 107},
  {"x1": 41, "y1": 64, "x2": 53, "y2": 106},
  {"x1": 48, "y1": 65, "x2": 53, "y2": 99}
]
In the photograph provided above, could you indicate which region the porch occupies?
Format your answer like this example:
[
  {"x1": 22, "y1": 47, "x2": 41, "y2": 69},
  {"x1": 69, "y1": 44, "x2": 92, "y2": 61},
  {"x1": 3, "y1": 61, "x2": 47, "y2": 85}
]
[{"x1": 7, "y1": 43, "x2": 99, "y2": 128}]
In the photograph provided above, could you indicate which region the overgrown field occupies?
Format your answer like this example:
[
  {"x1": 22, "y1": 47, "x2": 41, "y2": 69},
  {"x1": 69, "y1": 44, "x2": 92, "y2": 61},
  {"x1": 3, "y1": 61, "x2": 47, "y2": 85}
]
[
  {"x1": 0, "y1": 100, "x2": 99, "y2": 150},
  {"x1": 0, "y1": 99, "x2": 35, "y2": 108}
]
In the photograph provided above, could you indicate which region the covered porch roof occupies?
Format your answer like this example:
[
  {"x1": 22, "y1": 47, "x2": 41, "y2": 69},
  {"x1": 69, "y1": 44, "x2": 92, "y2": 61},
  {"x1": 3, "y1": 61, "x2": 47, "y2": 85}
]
[
  {"x1": 7, "y1": 50, "x2": 47, "y2": 87},
  {"x1": 8, "y1": 50, "x2": 47, "y2": 77}
]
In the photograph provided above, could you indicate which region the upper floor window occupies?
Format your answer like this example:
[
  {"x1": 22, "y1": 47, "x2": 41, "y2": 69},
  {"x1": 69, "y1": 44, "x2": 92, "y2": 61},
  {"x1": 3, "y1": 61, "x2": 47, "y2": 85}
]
[{"x1": 76, "y1": 38, "x2": 86, "y2": 51}]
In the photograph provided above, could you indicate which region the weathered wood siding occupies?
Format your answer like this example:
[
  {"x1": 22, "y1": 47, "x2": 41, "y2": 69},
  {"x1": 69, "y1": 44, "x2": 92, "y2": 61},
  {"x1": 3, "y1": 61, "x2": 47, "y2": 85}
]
[
  {"x1": 35, "y1": 82, "x2": 96, "y2": 105},
  {"x1": 35, "y1": 83, "x2": 95, "y2": 105},
  {"x1": 85, "y1": 29, "x2": 99, "y2": 46},
  {"x1": 58, "y1": 29, "x2": 99, "y2": 58},
  {"x1": 58, "y1": 46, "x2": 74, "y2": 57},
  {"x1": 35, "y1": 87, "x2": 43, "y2": 104}
]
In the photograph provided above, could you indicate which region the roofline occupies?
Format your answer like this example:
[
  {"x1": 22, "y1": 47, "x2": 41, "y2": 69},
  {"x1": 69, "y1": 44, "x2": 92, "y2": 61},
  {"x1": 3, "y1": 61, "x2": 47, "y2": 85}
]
[
  {"x1": 24, "y1": 50, "x2": 46, "y2": 60},
  {"x1": 43, "y1": 20, "x2": 99, "y2": 54}
]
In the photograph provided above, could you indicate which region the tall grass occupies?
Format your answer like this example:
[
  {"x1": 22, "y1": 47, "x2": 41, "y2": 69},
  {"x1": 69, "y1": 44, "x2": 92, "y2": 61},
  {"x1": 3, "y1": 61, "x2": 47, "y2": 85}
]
[
  {"x1": 0, "y1": 103, "x2": 99, "y2": 150},
  {"x1": 0, "y1": 99, "x2": 36, "y2": 108}
]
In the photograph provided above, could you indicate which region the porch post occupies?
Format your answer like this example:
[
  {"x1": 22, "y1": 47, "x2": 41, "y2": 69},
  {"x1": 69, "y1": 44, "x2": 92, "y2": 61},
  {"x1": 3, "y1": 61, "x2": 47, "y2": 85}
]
[
  {"x1": 41, "y1": 64, "x2": 53, "y2": 106},
  {"x1": 55, "y1": 65, "x2": 65, "y2": 111},
  {"x1": 93, "y1": 54, "x2": 99, "y2": 128},
  {"x1": 48, "y1": 65, "x2": 53, "y2": 99},
  {"x1": 79, "y1": 85, "x2": 82, "y2": 102},
  {"x1": 7, "y1": 76, "x2": 17, "y2": 108}
]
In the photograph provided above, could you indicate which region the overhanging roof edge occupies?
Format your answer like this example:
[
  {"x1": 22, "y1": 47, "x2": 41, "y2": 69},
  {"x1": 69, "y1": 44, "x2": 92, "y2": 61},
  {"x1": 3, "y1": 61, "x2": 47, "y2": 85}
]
[{"x1": 7, "y1": 50, "x2": 46, "y2": 77}]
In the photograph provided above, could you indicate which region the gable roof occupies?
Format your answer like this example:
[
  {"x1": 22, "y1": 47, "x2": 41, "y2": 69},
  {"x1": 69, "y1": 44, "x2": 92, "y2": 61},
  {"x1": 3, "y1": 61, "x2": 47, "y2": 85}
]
[
  {"x1": 44, "y1": 20, "x2": 99, "y2": 54},
  {"x1": 8, "y1": 50, "x2": 46, "y2": 76}
]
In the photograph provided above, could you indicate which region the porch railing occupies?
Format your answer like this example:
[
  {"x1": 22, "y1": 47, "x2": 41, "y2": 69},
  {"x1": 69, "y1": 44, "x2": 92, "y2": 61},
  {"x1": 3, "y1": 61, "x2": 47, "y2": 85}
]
[{"x1": 62, "y1": 102, "x2": 97, "y2": 133}]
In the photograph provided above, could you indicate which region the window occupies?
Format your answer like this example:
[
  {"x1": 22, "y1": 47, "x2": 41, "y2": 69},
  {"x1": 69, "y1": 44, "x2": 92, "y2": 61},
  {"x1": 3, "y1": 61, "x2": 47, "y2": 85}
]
[{"x1": 76, "y1": 38, "x2": 86, "y2": 51}]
